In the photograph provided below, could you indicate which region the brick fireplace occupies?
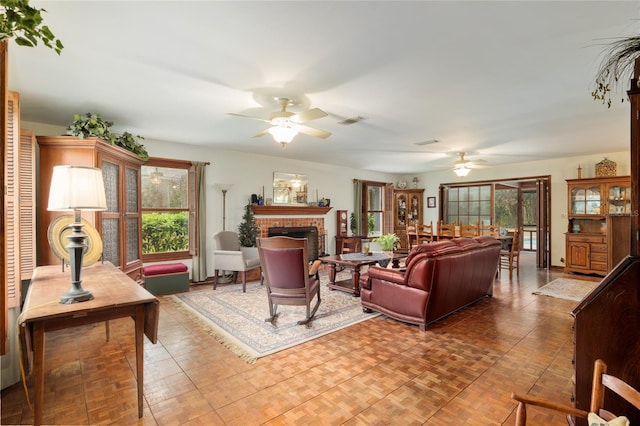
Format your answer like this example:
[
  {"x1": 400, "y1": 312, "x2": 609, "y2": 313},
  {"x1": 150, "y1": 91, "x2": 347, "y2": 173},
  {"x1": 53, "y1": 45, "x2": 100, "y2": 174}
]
[{"x1": 255, "y1": 217, "x2": 326, "y2": 259}]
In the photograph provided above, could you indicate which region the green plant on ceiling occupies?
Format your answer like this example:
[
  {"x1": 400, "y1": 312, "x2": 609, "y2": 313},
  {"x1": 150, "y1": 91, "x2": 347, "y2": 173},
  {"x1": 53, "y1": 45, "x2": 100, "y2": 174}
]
[
  {"x1": 0, "y1": 0, "x2": 63, "y2": 54},
  {"x1": 592, "y1": 35, "x2": 640, "y2": 108},
  {"x1": 66, "y1": 112, "x2": 149, "y2": 161}
]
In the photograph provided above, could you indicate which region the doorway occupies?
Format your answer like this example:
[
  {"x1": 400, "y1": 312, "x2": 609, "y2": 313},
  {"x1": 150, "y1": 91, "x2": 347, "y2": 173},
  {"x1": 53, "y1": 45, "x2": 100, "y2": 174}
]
[{"x1": 439, "y1": 176, "x2": 551, "y2": 269}]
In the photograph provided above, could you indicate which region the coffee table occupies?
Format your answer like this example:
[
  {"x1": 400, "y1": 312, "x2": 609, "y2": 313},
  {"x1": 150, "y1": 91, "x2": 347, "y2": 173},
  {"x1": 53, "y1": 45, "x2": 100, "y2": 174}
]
[{"x1": 321, "y1": 252, "x2": 405, "y2": 296}]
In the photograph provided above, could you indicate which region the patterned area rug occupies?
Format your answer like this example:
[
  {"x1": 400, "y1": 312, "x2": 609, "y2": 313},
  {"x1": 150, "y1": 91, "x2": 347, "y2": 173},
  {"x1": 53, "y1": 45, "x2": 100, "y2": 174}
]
[
  {"x1": 533, "y1": 277, "x2": 600, "y2": 301},
  {"x1": 167, "y1": 272, "x2": 378, "y2": 363}
]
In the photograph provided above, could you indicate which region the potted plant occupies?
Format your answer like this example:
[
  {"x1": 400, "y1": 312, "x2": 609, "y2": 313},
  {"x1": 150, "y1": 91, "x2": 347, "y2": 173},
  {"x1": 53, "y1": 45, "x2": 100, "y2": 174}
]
[
  {"x1": 238, "y1": 202, "x2": 260, "y2": 248},
  {"x1": 349, "y1": 212, "x2": 357, "y2": 235},
  {"x1": 592, "y1": 35, "x2": 640, "y2": 108},
  {"x1": 373, "y1": 233, "x2": 400, "y2": 252},
  {"x1": 65, "y1": 112, "x2": 149, "y2": 161}
]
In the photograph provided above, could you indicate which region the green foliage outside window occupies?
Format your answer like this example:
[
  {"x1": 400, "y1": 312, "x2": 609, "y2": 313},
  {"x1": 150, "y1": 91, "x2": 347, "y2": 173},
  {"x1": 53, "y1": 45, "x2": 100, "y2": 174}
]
[{"x1": 142, "y1": 212, "x2": 188, "y2": 253}]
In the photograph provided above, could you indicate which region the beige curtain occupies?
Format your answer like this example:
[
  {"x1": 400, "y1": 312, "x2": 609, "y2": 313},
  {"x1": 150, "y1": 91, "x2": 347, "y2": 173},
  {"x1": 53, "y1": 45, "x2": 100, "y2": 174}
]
[{"x1": 191, "y1": 162, "x2": 207, "y2": 282}]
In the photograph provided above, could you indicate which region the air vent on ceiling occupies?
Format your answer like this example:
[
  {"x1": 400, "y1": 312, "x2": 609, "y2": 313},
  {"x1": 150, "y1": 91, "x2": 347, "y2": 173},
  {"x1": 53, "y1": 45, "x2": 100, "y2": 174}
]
[
  {"x1": 413, "y1": 139, "x2": 440, "y2": 146},
  {"x1": 337, "y1": 115, "x2": 365, "y2": 125}
]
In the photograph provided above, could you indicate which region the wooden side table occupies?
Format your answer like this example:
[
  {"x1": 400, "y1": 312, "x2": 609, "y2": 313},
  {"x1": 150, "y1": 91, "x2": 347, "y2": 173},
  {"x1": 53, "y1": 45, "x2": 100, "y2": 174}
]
[{"x1": 19, "y1": 262, "x2": 159, "y2": 425}]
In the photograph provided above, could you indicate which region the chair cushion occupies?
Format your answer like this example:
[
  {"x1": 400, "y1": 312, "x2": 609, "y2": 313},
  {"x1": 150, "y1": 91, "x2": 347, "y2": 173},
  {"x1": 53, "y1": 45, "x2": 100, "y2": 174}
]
[
  {"x1": 587, "y1": 412, "x2": 629, "y2": 426},
  {"x1": 244, "y1": 257, "x2": 261, "y2": 268},
  {"x1": 143, "y1": 263, "x2": 188, "y2": 276}
]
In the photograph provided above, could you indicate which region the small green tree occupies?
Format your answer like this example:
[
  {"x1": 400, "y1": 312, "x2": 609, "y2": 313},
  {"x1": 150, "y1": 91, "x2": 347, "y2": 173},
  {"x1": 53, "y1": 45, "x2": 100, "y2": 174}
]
[{"x1": 238, "y1": 202, "x2": 260, "y2": 247}]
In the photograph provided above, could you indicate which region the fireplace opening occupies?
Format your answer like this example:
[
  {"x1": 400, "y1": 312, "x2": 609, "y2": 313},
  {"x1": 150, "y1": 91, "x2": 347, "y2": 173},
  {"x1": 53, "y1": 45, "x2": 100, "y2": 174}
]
[{"x1": 267, "y1": 226, "x2": 319, "y2": 261}]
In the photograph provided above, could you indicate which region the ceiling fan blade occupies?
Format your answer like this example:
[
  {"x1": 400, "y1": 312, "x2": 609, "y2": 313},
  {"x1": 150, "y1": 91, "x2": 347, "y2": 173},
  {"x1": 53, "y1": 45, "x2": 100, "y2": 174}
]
[
  {"x1": 297, "y1": 125, "x2": 331, "y2": 139},
  {"x1": 292, "y1": 108, "x2": 328, "y2": 123},
  {"x1": 227, "y1": 112, "x2": 270, "y2": 123},
  {"x1": 252, "y1": 128, "x2": 270, "y2": 138}
]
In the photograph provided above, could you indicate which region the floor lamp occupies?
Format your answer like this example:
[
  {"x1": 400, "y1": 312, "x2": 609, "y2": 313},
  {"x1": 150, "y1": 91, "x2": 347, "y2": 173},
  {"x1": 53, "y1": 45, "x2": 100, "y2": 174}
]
[
  {"x1": 215, "y1": 183, "x2": 233, "y2": 230},
  {"x1": 47, "y1": 165, "x2": 107, "y2": 304}
]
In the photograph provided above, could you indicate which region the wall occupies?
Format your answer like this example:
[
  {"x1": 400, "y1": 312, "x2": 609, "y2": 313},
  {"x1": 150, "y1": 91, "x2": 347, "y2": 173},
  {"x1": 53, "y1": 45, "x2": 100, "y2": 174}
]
[{"x1": 24, "y1": 120, "x2": 630, "y2": 272}]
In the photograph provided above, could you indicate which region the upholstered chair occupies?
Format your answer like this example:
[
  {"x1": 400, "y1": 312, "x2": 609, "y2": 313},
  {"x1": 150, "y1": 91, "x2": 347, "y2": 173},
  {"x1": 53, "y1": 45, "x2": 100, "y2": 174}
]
[{"x1": 213, "y1": 231, "x2": 261, "y2": 292}]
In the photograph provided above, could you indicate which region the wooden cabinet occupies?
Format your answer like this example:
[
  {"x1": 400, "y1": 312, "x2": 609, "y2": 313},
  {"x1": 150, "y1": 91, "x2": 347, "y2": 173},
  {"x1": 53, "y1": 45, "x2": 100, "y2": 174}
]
[
  {"x1": 393, "y1": 189, "x2": 424, "y2": 251},
  {"x1": 565, "y1": 176, "x2": 631, "y2": 276},
  {"x1": 37, "y1": 137, "x2": 144, "y2": 282}
]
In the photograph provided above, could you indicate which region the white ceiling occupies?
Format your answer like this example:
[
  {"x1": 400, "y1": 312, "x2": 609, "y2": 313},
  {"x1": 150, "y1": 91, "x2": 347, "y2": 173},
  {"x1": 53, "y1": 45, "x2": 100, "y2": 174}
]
[{"x1": 8, "y1": 1, "x2": 640, "y2": 174}]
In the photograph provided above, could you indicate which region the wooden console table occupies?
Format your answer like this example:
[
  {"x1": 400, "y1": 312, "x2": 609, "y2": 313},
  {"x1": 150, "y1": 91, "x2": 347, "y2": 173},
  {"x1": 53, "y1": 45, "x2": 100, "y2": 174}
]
[{"x1": 19, "y1": 262, "x2": 159, "y2": 425}]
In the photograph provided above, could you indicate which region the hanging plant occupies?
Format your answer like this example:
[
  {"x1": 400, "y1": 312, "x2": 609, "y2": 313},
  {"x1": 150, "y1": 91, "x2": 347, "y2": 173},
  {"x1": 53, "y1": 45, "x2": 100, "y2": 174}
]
[
  {"x1": 592, "y1": 36, "x2": 640, "y2": 108},
  {"x1": 0, "y1": 0, "x2": 63, "y2": 54},
  {"x1": 66, "y1": 112, "x2": 149, "y2": 161}
]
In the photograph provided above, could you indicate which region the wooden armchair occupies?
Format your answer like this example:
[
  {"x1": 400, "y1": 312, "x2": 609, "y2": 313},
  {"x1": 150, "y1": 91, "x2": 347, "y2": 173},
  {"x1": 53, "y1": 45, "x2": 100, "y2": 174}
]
[
  {"x1": 511, "y1": 359, "x2": 640, "y2": 425},
  {"x1": 480, "y1": 223, "x2": 500, "y2": 237},
  {"x1": 257, "y1": 236, "x2": 321, "y2": 325}
]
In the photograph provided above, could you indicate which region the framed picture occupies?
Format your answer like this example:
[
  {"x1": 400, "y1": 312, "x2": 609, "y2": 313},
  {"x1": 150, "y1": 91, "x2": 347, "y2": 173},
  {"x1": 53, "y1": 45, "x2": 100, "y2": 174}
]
[{"x1": 427, "y1": 197, "x2": 436, "y2": 208}]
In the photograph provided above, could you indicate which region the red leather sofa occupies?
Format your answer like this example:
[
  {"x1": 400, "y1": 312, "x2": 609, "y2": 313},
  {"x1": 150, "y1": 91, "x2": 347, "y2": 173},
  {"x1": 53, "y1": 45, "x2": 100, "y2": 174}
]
[{"x1": 360, "y1": 236, "x2": 501, "y2": 330}]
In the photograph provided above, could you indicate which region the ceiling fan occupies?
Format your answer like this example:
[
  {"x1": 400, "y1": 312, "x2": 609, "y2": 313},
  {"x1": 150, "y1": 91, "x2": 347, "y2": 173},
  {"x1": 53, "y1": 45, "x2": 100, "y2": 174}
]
[
  {"x1": 228, "y1": 97, "x2": 331, "y2": 147},
  {"x1": 437, "y1": 152, "x2": 487, "y2": 177}
]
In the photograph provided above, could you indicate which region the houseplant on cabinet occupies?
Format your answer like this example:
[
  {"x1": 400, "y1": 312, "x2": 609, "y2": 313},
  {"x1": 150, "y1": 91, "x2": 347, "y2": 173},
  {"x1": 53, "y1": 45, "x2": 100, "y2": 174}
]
[{"x1": 0, "y1": 0, "x2": 63, "y2": 53}]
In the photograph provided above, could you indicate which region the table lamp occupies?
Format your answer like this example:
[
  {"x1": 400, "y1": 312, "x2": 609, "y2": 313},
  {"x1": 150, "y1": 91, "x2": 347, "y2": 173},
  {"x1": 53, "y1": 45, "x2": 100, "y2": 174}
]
[{"x1": 47, "y1": 165, "x2": 107, "y2": 304}]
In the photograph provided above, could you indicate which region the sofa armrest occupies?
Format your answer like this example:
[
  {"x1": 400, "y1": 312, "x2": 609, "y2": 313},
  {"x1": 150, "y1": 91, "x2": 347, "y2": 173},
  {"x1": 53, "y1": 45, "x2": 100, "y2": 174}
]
[{"x1": 367, "y1": 266, "x2": 407, "y2": 285}]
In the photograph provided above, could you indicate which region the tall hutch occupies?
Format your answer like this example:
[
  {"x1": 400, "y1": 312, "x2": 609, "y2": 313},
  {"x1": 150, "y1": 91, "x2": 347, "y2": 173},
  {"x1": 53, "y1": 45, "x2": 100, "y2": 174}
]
[
  {"x1": 37, "y1": 136, "x2": 144, "y2": 282},
  {"x1": 393, "y1": 188, "x2": 424, "y2": 251},
  {"x1": 564, "y1": 176, "x2": 631, "y2": 276}
]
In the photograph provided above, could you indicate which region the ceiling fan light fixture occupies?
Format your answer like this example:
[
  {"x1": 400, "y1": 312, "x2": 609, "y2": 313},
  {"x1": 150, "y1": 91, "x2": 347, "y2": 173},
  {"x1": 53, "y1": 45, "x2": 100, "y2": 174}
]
[
  {"x1": 268, "y1": 121, "x2": 299, "y2": 147},
  {"x1": 454, "y1": 165, "x2": 471, "y2": 177}
]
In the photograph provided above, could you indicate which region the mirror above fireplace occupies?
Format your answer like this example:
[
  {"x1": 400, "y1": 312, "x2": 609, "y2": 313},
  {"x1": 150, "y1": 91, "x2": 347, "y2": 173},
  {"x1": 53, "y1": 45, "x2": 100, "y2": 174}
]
[{"x1": 273, "y1": 172, "x2": 308, "y2": 204}]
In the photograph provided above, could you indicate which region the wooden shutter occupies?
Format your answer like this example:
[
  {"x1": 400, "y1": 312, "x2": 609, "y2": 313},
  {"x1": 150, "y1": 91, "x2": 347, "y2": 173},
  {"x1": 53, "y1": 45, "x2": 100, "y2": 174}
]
[
  {"x1": 1, "y1": 40, "x2": 7, "y2": 355},
  {"x1": 5, "y1": 91, "x2": 21, "y2": 309},
  {"x1": 19, "y1": 129, "x2": 36, "y2": 280}
]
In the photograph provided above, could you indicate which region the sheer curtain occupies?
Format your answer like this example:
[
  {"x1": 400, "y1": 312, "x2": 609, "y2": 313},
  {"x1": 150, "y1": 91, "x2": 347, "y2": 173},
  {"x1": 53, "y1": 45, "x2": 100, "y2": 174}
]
[{"x1": 191, "y1": 162, "x2": 207, "y2": 282}]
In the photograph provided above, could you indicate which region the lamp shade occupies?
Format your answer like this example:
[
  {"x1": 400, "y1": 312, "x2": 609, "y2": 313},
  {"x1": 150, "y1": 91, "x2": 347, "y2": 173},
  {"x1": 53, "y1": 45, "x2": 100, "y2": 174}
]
[
  {"x1": 47, "y1": 165, "x2": 108, "y2": 211},
  {"x1": 454, "y1": 165, "x2": 471, "y2": 177},
  {"x1": 268, "y1": 122, "x2": 299, "y2": 144}
]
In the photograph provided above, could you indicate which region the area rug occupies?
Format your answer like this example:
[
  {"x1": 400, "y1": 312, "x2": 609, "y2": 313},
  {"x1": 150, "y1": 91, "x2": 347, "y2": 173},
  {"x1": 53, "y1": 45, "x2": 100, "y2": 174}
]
[
  {"x1": 166, "y1": 272, "x2": 379, "y2": 363},
  {"x1": 533, "y1": 278, "x2": 600, "y2": 301}
]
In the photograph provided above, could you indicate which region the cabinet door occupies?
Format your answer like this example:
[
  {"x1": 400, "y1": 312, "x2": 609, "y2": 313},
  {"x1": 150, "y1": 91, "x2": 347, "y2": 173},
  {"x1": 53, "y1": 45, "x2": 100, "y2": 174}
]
[
  {"x1": 396, "y1": 193, "x2": 407, "y2": 228},
  {"x1": 123, "y1": 163, "x2": 142, "y2": 271},
  {"x1": 100, "y1": 158, "x2": 122, "y2": 267},
  {"x1": 570, "y1": 185, "x2": 602, "y2": 215},
  {"x1": 408, "y1": 193, "x2": 422, "y2": 226},
  {"x1": 567, "y1": 241, "x2": 590, "y2": 269},
  {"x1": 605, "y1": 182, "x2": 631, "y2": 215}
]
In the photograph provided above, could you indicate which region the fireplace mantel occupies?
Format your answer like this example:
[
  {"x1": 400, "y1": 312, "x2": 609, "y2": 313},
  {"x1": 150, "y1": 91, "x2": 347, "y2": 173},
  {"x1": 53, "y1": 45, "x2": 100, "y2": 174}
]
[{"x1": 252, "y1": 205, "x2": 332, "y2": 215}]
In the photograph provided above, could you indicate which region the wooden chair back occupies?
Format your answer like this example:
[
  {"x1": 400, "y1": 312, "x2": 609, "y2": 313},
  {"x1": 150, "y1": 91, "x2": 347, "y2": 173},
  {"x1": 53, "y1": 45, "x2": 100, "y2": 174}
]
[
  {"x1": 417, "y1": 221, "x2": 434, "y2": 244},
  {"x1": 438, "y1": 221, "x2": 456, "y2": 239},
  {"x1": 480, "y1": 223, "x2": 500, "y2": 237},
  {"x1": 511, "y1": 359, "x2": 640, "y2": 425},
  {"x1": 341, "y1": 237, "x2": 361, "y2": 254},
  {"x1": 459, "y1": 223, "x2": 478, "y2": 237}
]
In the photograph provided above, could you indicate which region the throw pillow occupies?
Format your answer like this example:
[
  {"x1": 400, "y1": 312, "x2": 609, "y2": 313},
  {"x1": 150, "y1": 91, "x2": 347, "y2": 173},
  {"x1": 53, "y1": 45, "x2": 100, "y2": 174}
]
[{"x1": 588, "y1": 412, "x2": 630, "y2": 426}]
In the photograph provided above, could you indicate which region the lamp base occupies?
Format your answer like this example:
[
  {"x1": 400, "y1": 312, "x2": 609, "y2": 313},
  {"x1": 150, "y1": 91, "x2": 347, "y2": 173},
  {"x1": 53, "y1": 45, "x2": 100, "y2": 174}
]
[{"x1": 59, "y1": 286, "x2": 94, "y2": 304}]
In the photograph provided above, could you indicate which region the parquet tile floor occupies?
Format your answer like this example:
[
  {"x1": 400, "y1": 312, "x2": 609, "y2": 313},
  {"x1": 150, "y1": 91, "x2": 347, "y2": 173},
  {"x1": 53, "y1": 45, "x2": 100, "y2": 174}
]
[{"x1": 2, "y1": 253, "x2": 598, "y2": 425}]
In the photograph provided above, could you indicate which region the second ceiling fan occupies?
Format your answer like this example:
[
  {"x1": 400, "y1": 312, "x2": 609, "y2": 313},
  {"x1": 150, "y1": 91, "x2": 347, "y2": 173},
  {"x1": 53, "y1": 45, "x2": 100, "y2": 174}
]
[{"x1": 228, "y1": 97, "x2": 331, "y2": 147}]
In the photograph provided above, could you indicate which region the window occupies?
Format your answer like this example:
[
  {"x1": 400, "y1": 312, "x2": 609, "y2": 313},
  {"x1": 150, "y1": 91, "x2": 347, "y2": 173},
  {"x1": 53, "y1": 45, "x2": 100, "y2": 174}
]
[
  {"x1": 445, "y1": 184, "x2": 492, "y2": 226},
  {"x1": 141, "y1": 158, "x2": 196, "y2": 261}
]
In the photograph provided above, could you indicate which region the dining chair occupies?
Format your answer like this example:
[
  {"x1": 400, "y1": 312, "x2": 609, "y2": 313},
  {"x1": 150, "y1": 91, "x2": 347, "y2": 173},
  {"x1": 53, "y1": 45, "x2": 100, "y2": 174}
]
[
  {"x1": 511, "y1": 359, "x2": 640, "y2": 426},
  {"x1": 406, "y1": 225, "x2": 418, "y2": 250},
  {"x1": 499, "y1": 228, "x2": 521, "y2": 278},
  {"x1": 257, "y1": 236, "x2": 321, "y2": 325},
  {"x1": 416, "y1": 221, "x2": 434, "y2": 244},
  {"x1": 437, "y1": 221, "x2": 456, "y2": 240},
  {"x1": 459, "y1": 223, "x2": 479, "y2": 237},
  {"x1": 341, "y1": 237, "x2": 361, "y2": 254},
  {"x1": 213, "y1": 230, "x2": 262, "y2": 292},
  {"x1": 480, "y1": 223, "x2": 500, "y2": 237}
]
